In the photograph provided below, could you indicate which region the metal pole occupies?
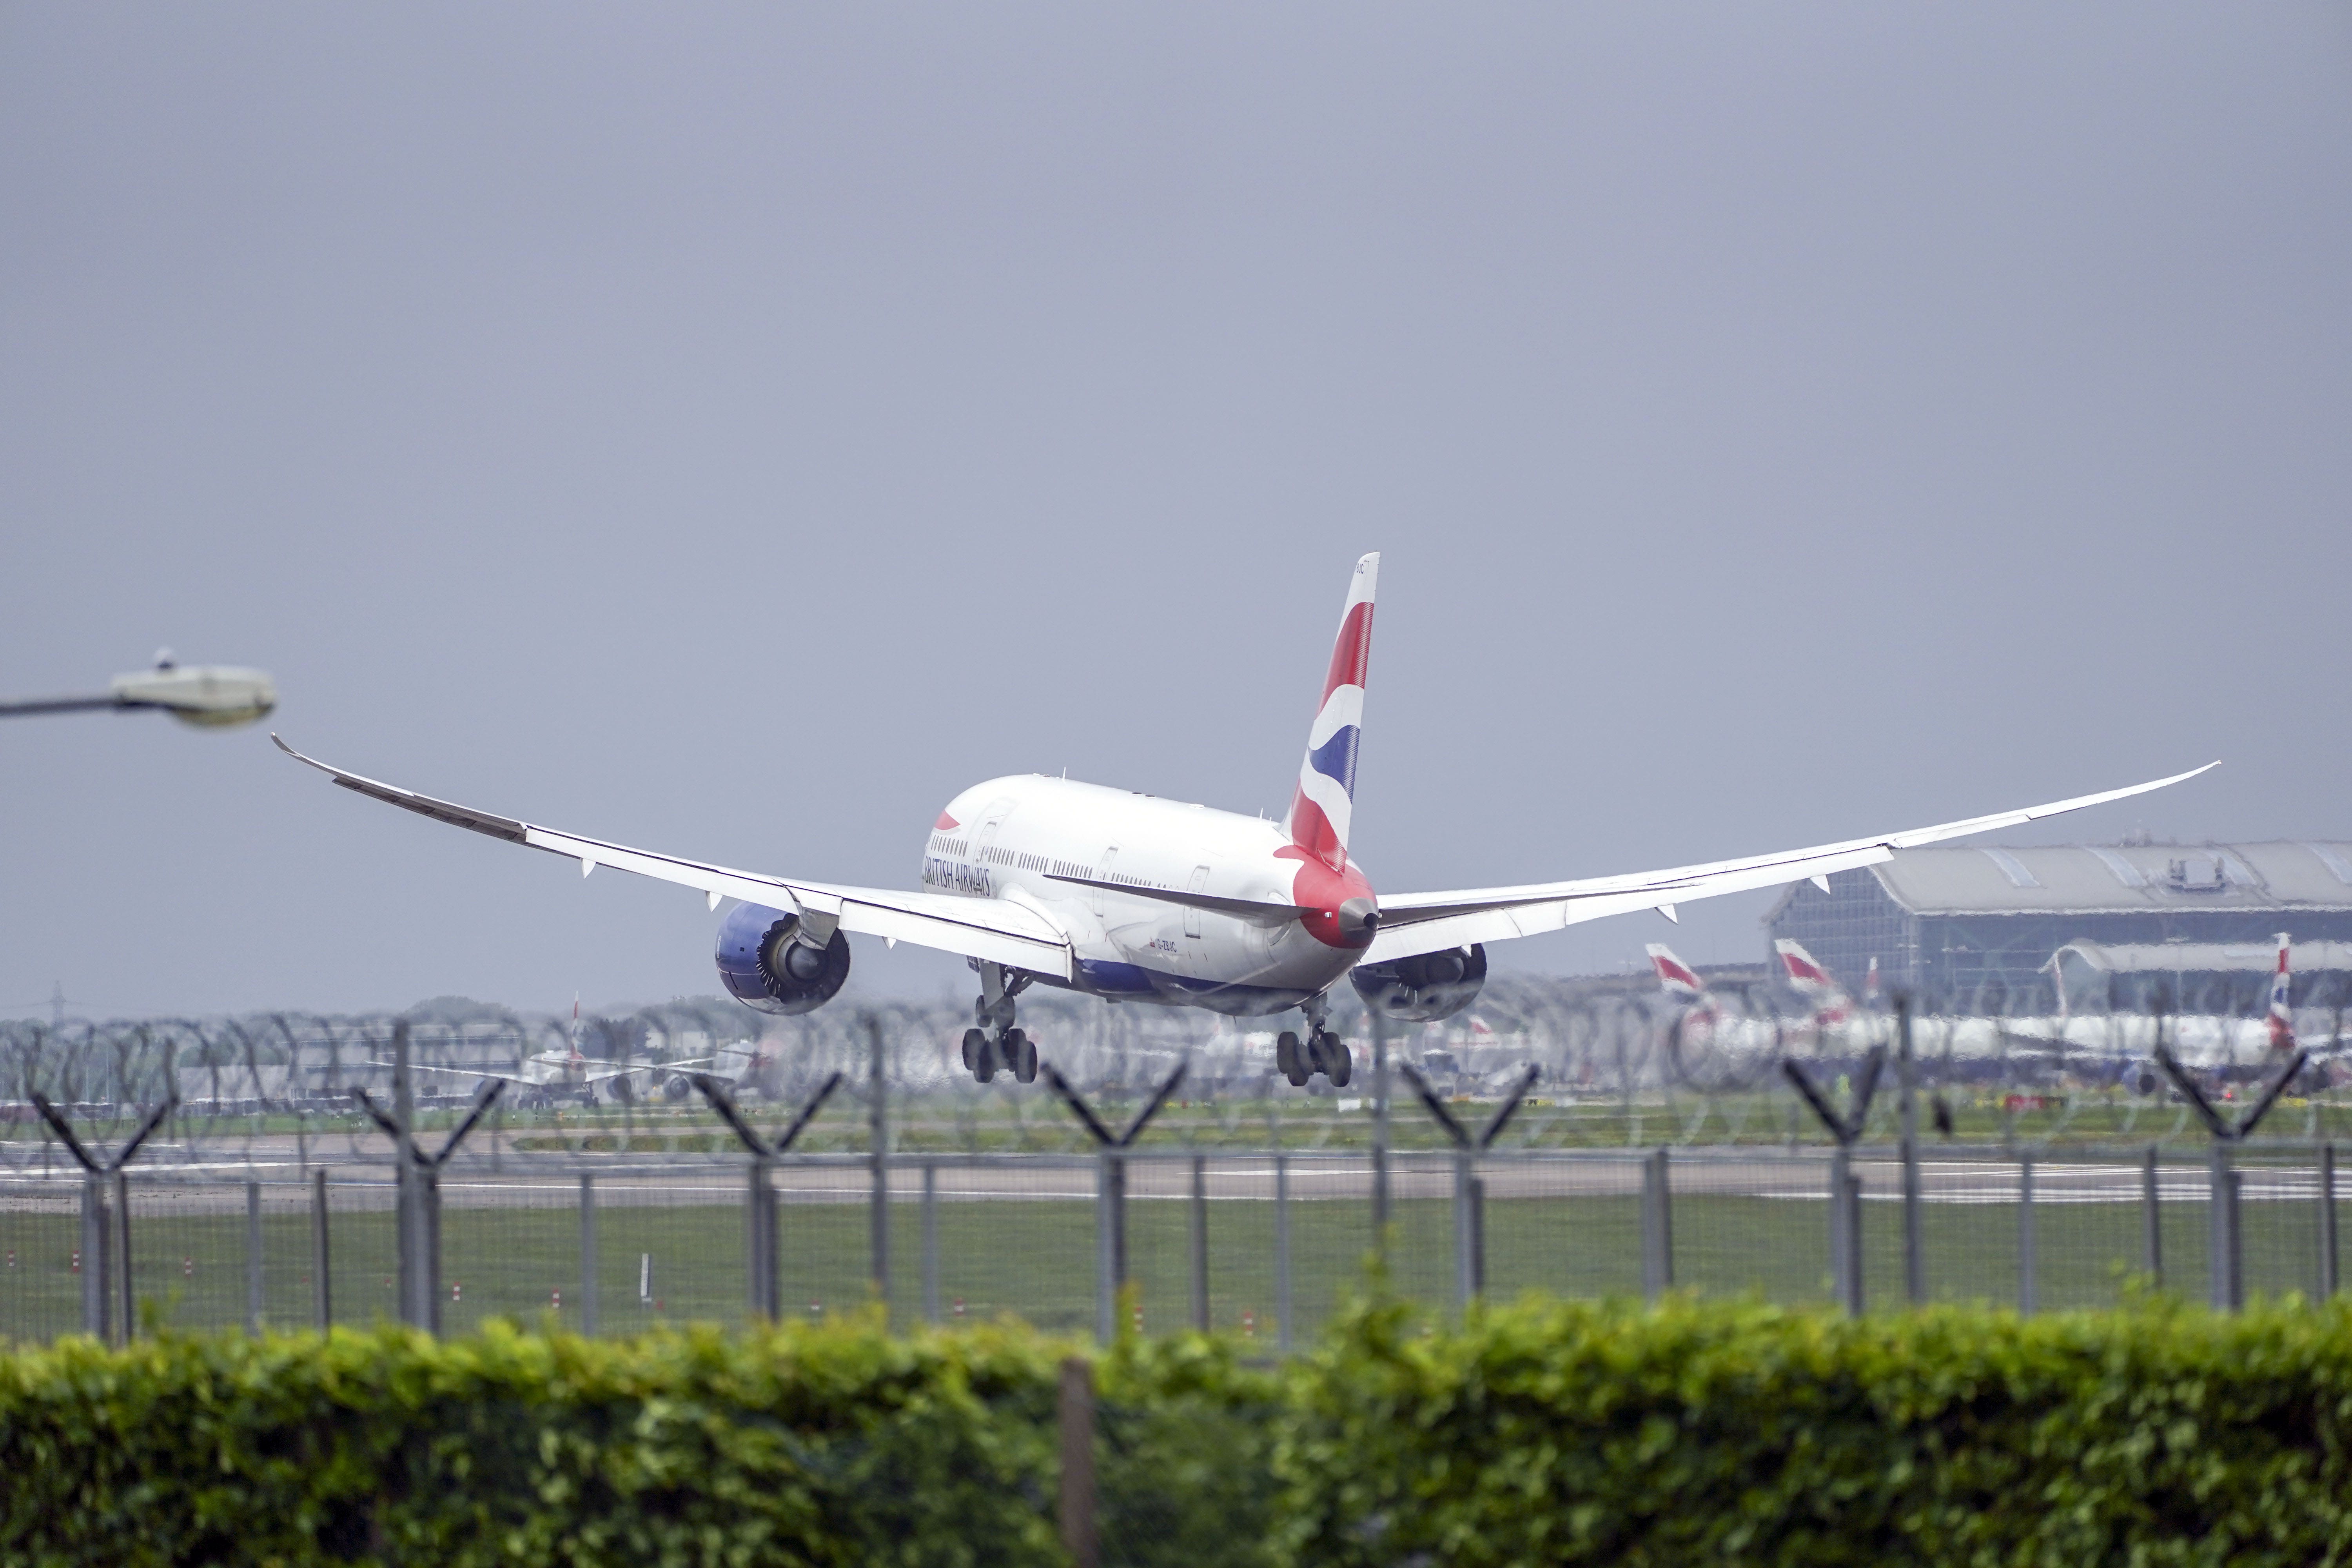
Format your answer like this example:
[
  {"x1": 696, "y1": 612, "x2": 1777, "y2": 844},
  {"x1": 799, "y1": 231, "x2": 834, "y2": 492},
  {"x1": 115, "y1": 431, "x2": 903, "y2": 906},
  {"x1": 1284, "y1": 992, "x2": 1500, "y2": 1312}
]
[
  {"x1": 1274, "y1": 1153, "x2": 1292, "y2": 1354},
  {"x1": 867, "y1": 1015, "x2": 889, "y2": 1310},
  {"x1": 1094, "y1": 1151, "x2": 1122, "y2": 1343},
  {"x1": 579, "y1": 1173, "x2": 598, "y2": 1336},
  {"x1": 1452, "y1": 1151, "x2": 1475, "y2": 1311},
  {"x1": 391, "y1": 1021, "x2": 422, "y2": 1329},
  {"x1": 1641, "y1": 1147, "x2": 1673, "y2": 1302},
  {"x1": 2321, "y1": 1142, "x2": 2339, "y2": 1300},
  {"x1": 1468, "y1": 1172, "x2": 1486, "y2": 1298},
  {"x1": 311, "y1": 1167, "x2": 332, "y2": 1330},
  {"x1": 922, "y1": 1159, "x2": 941, "y2": 1325},
  {"x1": 748, "y1": 1156, "x2": 777, "y2": 1321},
  {"x1": 2141, "y1": 1145, "x2": 2162, "y2": 1290},
  {"x1": 2018, "y1": 1157, "x2": 2037, "y2": 1316},
  {"x1": 1370, "y1": 1013, "x2": 1390, "y2": 1247},
  {"x1": 246, "y1": 1181, "x2": 265, "y2": 1335},
  {"x1": 2210, "y1": 1141, "x2": 2240, "y2": 1312},
  {"x1": 115, "y1": 1169, "x2": 134, "y2": 1342},
  {"x1": 80, "y1": 1175, "x2": 108, "y2": 1340},
  {"x1": 1829, "y1": 1148, "x2": 1863, "y2": 1316},
  {"x1": 421, "y1": 1169, "x2": 443, "y2": 1334},
  {"x1": 1189, "y1": 1155, "x2": 1210, "y2": 1333},
  {"x1": 1897, "y1": 997, "x2": 1924, "y2": 1305}
]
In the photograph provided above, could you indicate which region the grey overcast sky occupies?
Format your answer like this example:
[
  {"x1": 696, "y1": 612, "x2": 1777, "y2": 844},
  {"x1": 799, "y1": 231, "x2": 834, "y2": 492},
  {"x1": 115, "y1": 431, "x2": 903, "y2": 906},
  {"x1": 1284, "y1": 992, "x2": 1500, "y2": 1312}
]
[{"x1": 2, "y1": 4, "x2": 2347, "y2": 1019}]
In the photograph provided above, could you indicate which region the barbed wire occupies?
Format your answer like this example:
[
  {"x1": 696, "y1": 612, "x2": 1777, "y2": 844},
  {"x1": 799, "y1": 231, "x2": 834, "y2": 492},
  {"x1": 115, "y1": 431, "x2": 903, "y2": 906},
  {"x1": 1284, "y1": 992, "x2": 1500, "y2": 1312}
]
[{"x1": 0, "y1": 965, "x2": 2339, "y2": 1169}]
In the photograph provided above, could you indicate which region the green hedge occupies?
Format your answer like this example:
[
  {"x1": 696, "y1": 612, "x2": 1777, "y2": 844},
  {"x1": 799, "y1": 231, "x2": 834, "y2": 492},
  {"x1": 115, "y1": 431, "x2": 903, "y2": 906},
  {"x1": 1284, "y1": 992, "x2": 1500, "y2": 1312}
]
[
  {"x1": 7, "y1": 1297, "x2": 2352, "y2": 1566},
  {"x1": 1276, "y1": 1295, "x2": 2352, "y2": 1567}
]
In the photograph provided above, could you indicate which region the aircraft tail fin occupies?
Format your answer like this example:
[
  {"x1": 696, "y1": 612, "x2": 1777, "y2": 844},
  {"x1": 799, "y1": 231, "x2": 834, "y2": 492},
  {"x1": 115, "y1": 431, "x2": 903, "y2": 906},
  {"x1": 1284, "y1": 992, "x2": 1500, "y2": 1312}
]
[
  {"x1": 2269, "y1": 932, "x2": 2296, "y2": 1050},
  {"x1": 1774, "y1": 938, "x2": 1838, "y2": 994},
  {"x1": 1647, "y1": 942, "x2": 1706, "y2": 1000},
  {"x1": 1287, "y1": 553, "x2": 1379, "y2": 869}
]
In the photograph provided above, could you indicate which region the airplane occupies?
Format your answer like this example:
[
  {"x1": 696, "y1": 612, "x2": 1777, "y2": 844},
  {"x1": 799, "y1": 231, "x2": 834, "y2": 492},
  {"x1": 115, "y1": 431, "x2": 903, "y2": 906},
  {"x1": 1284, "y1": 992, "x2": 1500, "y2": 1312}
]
[
  {"x1": 1646, "y1": 943, "x2": 1717, "y2": 1022},
  {"x1": 383, "y1": 997, "x2": 700, "y2": 1108},
  {"x1": 275, "y1": 554, "x2": 2216, "y2": 1089},
  {"x1": 1774, "y1": 939, "x2": 1857, "y2": 1030},
  {"x1": 2268, "y1": 931, "x2": 2297, "y2": 1051}
]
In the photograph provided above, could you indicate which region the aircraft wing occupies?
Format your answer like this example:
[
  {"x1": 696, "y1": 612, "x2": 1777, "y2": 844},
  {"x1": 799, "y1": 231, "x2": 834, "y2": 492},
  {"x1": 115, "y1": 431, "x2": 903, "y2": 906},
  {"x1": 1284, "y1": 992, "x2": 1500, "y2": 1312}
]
[
  {"x1": 277, "y1": 737, "x2": 1074, "y2": 979},
  {"x1": 1365, "y1": 762, "x2": 2218, "y2": 965},
  {"x1": 373, "y1": 1060, "x2": 658, "y2": 1088}
]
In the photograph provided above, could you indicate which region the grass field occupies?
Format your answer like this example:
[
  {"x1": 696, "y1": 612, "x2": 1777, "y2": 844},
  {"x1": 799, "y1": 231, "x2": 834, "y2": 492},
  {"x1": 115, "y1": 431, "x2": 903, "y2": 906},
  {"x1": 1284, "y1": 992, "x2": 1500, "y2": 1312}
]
[{"x1": 1, "y1": 1178, "x2": 2339, "y2": 1345}]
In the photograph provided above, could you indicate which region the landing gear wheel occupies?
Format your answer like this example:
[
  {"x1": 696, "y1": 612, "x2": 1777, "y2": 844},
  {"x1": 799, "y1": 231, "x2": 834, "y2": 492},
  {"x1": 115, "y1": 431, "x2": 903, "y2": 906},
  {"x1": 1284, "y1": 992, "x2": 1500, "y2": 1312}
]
[
  {"x1": 975, "y1": 1034, "x2": 999, "y2": 1083},
  {"x1": 1321, "y1": 1031, "x2": 1353, "y2": 1088},
  {"x1": 1005, "y1": 1028, "x2": 1038, "y2": 1084},
  {"x1": 1276, "y1": 1031, "x2": 1308, "y2": 1087},
  {"x1": 962, "y1": 1028, "x2": 985, "y2": 1072}
]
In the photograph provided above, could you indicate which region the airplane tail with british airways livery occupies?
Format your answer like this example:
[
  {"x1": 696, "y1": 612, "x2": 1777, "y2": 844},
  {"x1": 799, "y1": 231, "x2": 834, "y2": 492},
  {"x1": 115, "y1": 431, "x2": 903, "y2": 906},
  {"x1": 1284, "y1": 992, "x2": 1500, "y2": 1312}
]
[
  {"x1": 1289, "y1": 553, "x2": 1377, "y2": 872},
  {"x1": 273, "y1": 552, "x2": 2219, "y2": 1091},
  {"x1": 2269, "y1": 932, "x2": 2297, "y2": 1051}
]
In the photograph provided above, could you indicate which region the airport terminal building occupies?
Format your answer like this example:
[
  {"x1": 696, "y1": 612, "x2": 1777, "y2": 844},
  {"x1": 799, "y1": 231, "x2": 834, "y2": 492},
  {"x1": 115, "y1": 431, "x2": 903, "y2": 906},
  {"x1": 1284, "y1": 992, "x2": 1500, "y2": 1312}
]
[{"x1": 1766, "y1": 841, "x2": 2352, "y2": 1011}]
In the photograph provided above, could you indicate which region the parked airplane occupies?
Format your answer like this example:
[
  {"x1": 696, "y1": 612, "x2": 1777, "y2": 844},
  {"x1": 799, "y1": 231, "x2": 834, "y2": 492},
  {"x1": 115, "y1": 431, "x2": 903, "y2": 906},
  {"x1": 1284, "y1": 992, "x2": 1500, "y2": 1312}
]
[
  {"x1": 1774, "y1": 939, "x2": 1856, "y2": 1029},
  {"x1": 277, "y1": 554, "x2": 2214, "y2": 1087},
  {"x1": 2268, "y1": 932, "x2": 2297, "y2": 1051},
  {"x1": 1646, "y1": 943, "x2": 1720, "y2": 1027},
  {"x1": 387, "y1": 998, "x2": 704, "y2": 1108}
]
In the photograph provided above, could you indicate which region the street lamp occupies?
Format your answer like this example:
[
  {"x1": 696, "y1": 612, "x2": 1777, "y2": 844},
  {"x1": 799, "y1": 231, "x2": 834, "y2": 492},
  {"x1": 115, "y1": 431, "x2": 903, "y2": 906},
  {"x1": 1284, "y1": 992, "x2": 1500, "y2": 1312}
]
[{"x1": 0, "y1": 651, "x2": 277, "y2": 729}]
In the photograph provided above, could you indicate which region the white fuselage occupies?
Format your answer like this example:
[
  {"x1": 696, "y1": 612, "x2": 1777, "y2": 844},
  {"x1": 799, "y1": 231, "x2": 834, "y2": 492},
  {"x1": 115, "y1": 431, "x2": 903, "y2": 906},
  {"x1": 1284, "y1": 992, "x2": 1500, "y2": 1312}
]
[{"x1": 918, "y1": 775, "x2": 1368, "y2": 1015}]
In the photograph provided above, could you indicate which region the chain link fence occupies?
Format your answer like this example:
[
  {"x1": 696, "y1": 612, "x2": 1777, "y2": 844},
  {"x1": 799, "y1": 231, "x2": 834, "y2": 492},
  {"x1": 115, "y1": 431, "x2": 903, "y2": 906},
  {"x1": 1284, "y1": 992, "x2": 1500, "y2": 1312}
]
[
  {"x1": 1, "y1": 979, "x2": 2346, "y2": 1342},
  {"x1": 5, "y1": 1139, "x2": 2347, "y2": 1345}
]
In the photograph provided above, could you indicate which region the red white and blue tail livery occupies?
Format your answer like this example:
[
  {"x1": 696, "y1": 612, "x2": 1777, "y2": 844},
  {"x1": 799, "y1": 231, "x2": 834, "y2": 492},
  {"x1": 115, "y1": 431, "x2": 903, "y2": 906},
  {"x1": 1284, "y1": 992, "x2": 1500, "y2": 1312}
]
[
  {"x1": 1289, "y1": 553, "x2": 1377, "y2": 871},
  {"x1": 2269, "y1": 933, "x2": 2296, "y2": 1051},
  {"x1": 274, "y1": 554, "x2": 2218, "y2": 1087}
]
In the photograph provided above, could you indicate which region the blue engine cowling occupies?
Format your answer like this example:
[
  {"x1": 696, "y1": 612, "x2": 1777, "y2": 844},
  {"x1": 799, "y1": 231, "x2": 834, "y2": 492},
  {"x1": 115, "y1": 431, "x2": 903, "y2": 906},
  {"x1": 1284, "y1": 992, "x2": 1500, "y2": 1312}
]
[
  {"x1": 715, "y1": 902, "x2": 851, "y2": 1015},
  {"x1": 1349, "y1": 944, "x2": 1488, "y2": 1023}
]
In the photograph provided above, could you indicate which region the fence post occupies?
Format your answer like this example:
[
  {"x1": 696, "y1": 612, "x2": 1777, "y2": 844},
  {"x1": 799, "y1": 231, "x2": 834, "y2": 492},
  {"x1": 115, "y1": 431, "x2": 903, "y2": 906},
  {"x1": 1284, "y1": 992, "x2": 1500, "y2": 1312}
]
[
  {"x1": 1095, "y1": 1151, "x2": 1123, "y2": 1343},
  {"x1": 748, "y1": 1156, "x2": 778, "y2": 1321},
  {"x1": 115, "y1": 1170, "x2": 134, "y2": 1341},
  {"x1": 2319, "y1": 1142, "x2": 2337, "y2": 1300},
  {"x1": 419, "y1": 1167, "x2": 444, "y2": 1334},
  {"x1": 80, "y1": 1175, "x2": 109, "y2": 1341},
  {"x1": 2018, "y1": 1157, "x2": 2037, "y2": 1316},
  {"x1": 1452, "y1": 1150, "x2": 1476, "y2": 1310},
  {"x1": 1274, "y1": 1153, "x2": 1292, "y2": 1354},
  {"x1": 1189, "y1": 1155, "x2": 1210, "y2": 1333},
  {"x1": 1829, "y1": 1149, "x2": 1863, "y2": 1316},
  {"x1": 921, "y1": 1159, "x2": 940, "y2": 1325},
  {"x1": 311, "y1": 1168, "x2": 332, "y2": 1330},
  {"x1": 2141, "y1": 1145, "x2": 2162, "y2": 1290},
  {"x1": 390, "y1": 1022, "x2": 424, "y2": 1330},
  {"x1": 579, "y1": 1173, "x2": 598, "y2": 1336},
  {"x1": 1896, "y1": 995, "x2": 1925, "y2": 1305},
  {"x1": 246, "y1": 1180, "x2": 265, "y2": 1335},
  {"x1": 1058, "y1": 1357, "x2": 1098, "y2": 1568},
  {"x1": 2210, "y1": 1141, "x2": 2241, "y2": 1312},
  {"x1": 867, "y1": 1015, "x2": 889, "y2": 1311},
  {"x1": 1370, "y1": 1012, "x2": 1390, "y2": 1247},
  {"x1": 1640, "y1": 1147, "x2": 1672, "y2": 1302},
  {"x1": 1468, "y1": 1170, "x2": 1487, "y2": 1298}
]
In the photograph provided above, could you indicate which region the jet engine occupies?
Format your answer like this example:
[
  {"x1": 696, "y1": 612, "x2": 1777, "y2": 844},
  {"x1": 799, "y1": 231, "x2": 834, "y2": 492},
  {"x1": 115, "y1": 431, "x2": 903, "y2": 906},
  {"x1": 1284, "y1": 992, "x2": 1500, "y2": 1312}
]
[
  {"x1": 1349, "y1": 944, "x2": 1488, "y2": 1023},
  {"x1": 715, "y1": 902, "x2": 851, "y2": 1015}
]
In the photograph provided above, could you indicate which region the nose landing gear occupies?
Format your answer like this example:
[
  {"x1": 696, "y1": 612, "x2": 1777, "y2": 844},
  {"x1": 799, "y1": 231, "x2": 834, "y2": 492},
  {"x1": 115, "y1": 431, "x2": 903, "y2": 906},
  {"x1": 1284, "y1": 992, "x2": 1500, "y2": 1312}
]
[{"x1": 964, "y1": 964, "x2": 1039, "y2": 1083}]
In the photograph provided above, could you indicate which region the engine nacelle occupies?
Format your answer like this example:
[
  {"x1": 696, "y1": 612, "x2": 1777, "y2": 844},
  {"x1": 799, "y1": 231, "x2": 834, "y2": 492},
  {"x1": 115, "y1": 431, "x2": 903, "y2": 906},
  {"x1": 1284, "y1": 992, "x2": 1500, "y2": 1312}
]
[
  {"x1": 715, "y1": 902, "x2": 851, "y2": 1015},
  {"x1": 1348, "y1": 944, "x2": 1488, "y2": 1023}
]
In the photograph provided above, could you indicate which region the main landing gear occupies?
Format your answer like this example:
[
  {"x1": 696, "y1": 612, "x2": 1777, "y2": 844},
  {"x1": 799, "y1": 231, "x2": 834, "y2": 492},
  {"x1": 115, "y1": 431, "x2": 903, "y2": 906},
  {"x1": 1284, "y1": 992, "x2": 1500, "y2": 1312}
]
[
  {"x1": 962, "y1": 963, "x2": 1039, "y2": 1084},
  {"x1": 1275, "y1": 997, "x2": 1352, "y2": 1089}
]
